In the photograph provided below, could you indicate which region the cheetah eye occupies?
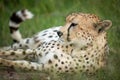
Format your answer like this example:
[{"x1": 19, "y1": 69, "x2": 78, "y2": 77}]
[{"x1": 70, "y1": 23, "x2": 78, "y2": 27}]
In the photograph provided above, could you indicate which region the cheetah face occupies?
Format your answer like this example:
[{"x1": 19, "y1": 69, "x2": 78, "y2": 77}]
[{"x1": 60, "y1": 13, "x2": 112, "y2": 47}]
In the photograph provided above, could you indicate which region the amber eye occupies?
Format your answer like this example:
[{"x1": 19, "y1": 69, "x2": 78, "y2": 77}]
[{"x1": 70, "y1": 23, "x2": 78, "y2": 27}]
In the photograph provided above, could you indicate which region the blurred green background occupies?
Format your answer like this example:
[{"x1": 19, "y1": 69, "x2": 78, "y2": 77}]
[{"x1": 0, "y1": 0, "x2": 120, "y2": 80}]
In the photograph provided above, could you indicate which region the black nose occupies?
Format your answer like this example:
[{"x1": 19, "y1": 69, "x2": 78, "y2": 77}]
[{"x1": 57, "y1": 31, "x2": 63, "y2": 37}]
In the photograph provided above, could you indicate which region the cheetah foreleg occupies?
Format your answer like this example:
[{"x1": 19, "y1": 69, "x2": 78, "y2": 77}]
[
  {"x1": 0, "y1": 49, "x2": 36, "y2": 60},
  {"x1": 0, "y1": 58, "x2": 43, "y2": 71}
]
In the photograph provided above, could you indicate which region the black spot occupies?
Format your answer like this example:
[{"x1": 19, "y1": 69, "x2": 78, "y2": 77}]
[
  {"x1": 26, "y1": 39, "x2": 29, "y2": 44},
  {"x1": 19, "y1": 44, "x2": 22, "y2": 47},
  {"x1": 22, "y1": 51, "x2": 26, "y2": 55},
  {"x1": 35, "y1": 40, "x2": 40, "y2": 43},
  {"x1": 71, "y1": 49, "x2": 73, "y2": 54},
  {"x1": 46, "y1": 46, "x2": 49, "y2": 48},
  {"x1": 55, "y1": 64, "x2": 58, "y2": 67},
  {"x1": 53, "y1": 30, "x2": 58, "y2": 32},
  {"x1": 57, "y1": 44, "x2": 60, "y2": 46},
  {"x1": 24, "y1": 45, "x2": 29, "y2": 48},
  {"x1": 91, "y1": 54, "x2": 94, "y2": 57},
  {"x1": 74, "y1": 59, "x2": 76, "y2": 61},
  {"x1": 51, "y1": 66, "x2": 54, "y2": 68},
  {"x1": 86, "y1": 61, "x2": 89, "y2": 64},
  {"x1": 61, "y1": 54, "x2": 63, "y2": 57},
  {"x1": 54, "y1": 54, "x2": 58, "y2": 59},
  {"x1": 66, "y1": 45, "x2": 68, "y2": 48},
  {"x1": 93, "y1": 66, "x2": 96, "y2": 70},
  {"x1": 43, "y1": 49, "x2": 46, "y2": 52},
  {"x1": 37, "y1": 44, "x2": 41, "y2": 47},
  {"x1": 14, "y1": 63, "x2": 17, "y2": 65},
  {"x1": 45, "y1": 52, "x2": 48, "y2": 55},
  {"x1": 20, "y1": 63, "x2": 24, "y2": 65},
  {"x1": 70, "y1": 67, "x2": 73, "y2": 70},
  {"x1": 75, "y1": 67, "x2": 78, "y2": 69},
  {"x1": 42, "y1": 34, "x2": 47, "y2": 36},
  {"x1": 58, "y1": 59, "x2": 60, "y2": 62},
  {"x1": 55, "y1": 36, "x2": 58, "y2": 38},
  {"x1": 51, "y1": 46, "x2": 54, "y2": 48},
  {"x1": 39, "y1": 54, "x2": 42, "y2": 57},
  {"x1": 79, "y1": 70, "x2": 82, "y2": 72},
  {"x1": 65, "y1": 66, "x2": 68, "y2": 69},
  {"x1": 71, "y1": 70, "x2": 74, "y2": 72},
  {"x1": 2, "y1": 52, "x2": 5, "y2": 54},
  {"x1": 37, "y1": 48, "x2": 40, "y2": 50},
  {"x1": 0, "y1": 62, "x2": 2, "y2": 65},
  {"x1": 48, "y1": 36, "x2": 53, "y2": 38},
  {"x1": 65, "y1": 70, "x2": 68, "y2": 72},
  {"x1": 64, "y1": 61, "x2": 67, "y2": 63},
  {"x1": 84, "y1": 55, "x2": 87, "y2": 57},
  {"x1": 52, "y1": 43, "x2": 55, "y2": 45},
  {"x1": 58, "y1": 67, "x2": 62, "y2": 70},
  {"x1": 88, "y1": 52, "x2": 90, "y2": 55},
  {"x1": 61, "y1": 61, "x2": 64, "y2": 64},
  {"x1": 51, "y1": 69, "x2": 53, "y2": 72},
  {"x1": 67, "y1": 57, "x2": 69, "y2": 60},
  {"x1": 48, "y1": 59, "x2": 52, "y2": 64},
  {"x1": 97, "y1": 62, "x2": 99, "y2": 65},
  {"x1": 70, "y1": 44, "x2": 73, "y2": 47},
  {"x1": 83, "y1": 32, "x2": 85, "y2": 34},
  {"x1": 11, "y1": 52, "x2": 15, "y2": 55},
  {"x1": 81, "y1": 48, "x2": 83, "y2": 50},
  {"x1": 31, "y1": 66, "x2": 35, "y2": 70},
  {"x1": 76, "y1": 63, "x2": 79, "y2": 66},
  {"x1": 88, "y1": 38, "x2": 91, "y2": 41},
  {"x1": 61, "y1": 46, "x2": 64, "y2": 48},
  {"x1": 78, "y1": 59, "x2": 81, "y2": 62},
  {"x1": 86, "y1": 57, "x2": 89, "y2": 60},
  {"x1": 94, "y1": 50, "x2": 97, "y2": 53},
  {"x1": 83, "y1": 65, "x2": 85, "y2": 68}
]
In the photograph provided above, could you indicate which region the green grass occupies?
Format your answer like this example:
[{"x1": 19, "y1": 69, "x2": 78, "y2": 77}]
[{"x1": 0, "y1": 0, "x2": 120, "y2": 80}]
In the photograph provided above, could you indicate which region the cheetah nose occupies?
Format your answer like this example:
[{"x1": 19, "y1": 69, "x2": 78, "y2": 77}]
[{"x1": 57, "y1": 31, "x2": 63, "y2": 37}]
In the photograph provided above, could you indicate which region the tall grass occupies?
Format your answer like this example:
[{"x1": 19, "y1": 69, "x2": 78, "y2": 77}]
[{"x1": 0, "y1": 0, "x2": 120, "y2": 80}]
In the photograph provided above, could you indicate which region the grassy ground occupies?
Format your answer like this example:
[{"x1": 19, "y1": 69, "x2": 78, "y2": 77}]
[{"x1": 0, "y1": 0, "x2": 120, "y2": 80}]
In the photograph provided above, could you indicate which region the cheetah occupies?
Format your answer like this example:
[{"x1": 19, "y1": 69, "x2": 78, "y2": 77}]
[{"x1": 0, "y1": 10, "x2": 112, "y2": 74}]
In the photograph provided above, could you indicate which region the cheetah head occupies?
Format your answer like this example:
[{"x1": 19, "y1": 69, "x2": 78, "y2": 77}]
[{"x1": 59, "y1": 13, "x2": 112, "y2": 47}]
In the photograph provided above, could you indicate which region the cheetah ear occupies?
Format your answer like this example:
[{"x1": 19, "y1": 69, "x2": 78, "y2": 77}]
[{"x1": 95, "y1": 20, "x2": 112, "y2": 33}]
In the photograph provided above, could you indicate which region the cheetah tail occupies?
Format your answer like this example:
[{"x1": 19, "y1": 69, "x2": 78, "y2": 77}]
[{"x1": 9, "y1": 9, "x2": 34, "y2": 42}]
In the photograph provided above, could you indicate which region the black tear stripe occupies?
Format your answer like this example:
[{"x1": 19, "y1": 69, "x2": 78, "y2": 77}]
[
  {"x1": 10, "y1": 12, "x2": 23, "y2": 24},
  {"x1": 67, "y1": 25, "x2": 73, "y2": 41},
  {"x1": 9, "y1": 26, "x2": 19, "y2": 33},
  {"x1": 67, "y1": 23, "x2": 78, "y2": 41}
]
